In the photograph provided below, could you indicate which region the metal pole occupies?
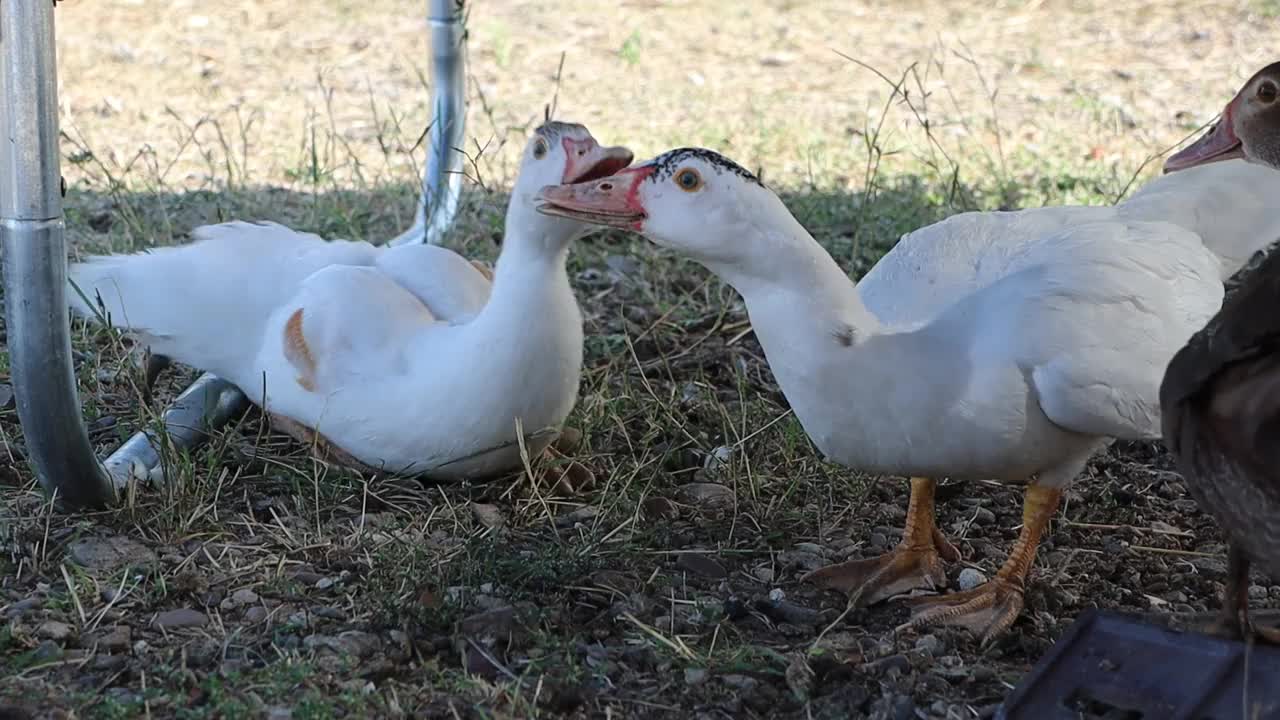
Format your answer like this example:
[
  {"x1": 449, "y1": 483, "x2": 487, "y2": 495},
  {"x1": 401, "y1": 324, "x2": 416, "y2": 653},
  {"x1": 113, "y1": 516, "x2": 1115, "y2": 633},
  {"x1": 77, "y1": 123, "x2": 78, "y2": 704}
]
[
  {"x1": 81, "y1": 0, "x2": 469, "y2": 490},
  {"x1": 389, "y1": 0, "x2": 467, "y2": 246},
  {"x1": 1, "y1": 0, "x2": 116, "y2": 507}
]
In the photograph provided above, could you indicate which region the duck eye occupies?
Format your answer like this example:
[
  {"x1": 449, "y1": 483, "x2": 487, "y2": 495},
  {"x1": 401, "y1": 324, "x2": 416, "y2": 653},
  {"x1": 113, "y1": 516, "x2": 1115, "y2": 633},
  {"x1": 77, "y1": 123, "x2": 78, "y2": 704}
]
[
  {"x1": 1258, "y1": 81, "x2": 1278, "y2": 103},
  {"x1": 674, "y1": 168, "x2": 702, "y2": 192},
  {"x1": 532, "y1": 138, "x2": 549, "y2": 159}
]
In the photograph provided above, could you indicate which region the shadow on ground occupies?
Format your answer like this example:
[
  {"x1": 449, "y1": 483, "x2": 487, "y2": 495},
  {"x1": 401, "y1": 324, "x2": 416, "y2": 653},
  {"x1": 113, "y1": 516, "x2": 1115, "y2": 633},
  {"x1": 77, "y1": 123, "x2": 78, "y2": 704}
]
[{"x1": 0, "y1": 177, "x2": 1256, "y2": 719}]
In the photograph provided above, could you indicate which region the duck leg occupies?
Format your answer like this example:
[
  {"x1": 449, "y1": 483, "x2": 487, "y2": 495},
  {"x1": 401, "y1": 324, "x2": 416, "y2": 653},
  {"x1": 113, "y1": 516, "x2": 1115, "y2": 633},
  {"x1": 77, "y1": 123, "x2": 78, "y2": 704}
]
[
  {"x1": 903, "y1": 483, "x2": 1061, "y2": 645},
  {"x1": 268, "y1": 412, "x2": 382, "y2": 475},
  {"x1": 803, "y1": 477, "x2": 961, "y2": 606},
  {"x1": 470, "y1": 259, "x2": 495, "y2": 282},
  {"x1": 542, "y1": 427, "x2": 596, "y2": 495},
  {"x1": 1205, "y1": 544, "x2": 1280, "y2": 644}
]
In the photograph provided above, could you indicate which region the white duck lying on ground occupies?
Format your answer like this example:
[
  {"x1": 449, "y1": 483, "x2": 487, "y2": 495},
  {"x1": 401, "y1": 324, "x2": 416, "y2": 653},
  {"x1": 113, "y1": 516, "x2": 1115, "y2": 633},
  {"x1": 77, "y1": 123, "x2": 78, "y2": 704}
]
[
  {"x1": 536, "y1": 146, "x2": 1226, "y2": 643},
  {"x1": 70, "y1": 120, "x2": 632, "y2": 481}
]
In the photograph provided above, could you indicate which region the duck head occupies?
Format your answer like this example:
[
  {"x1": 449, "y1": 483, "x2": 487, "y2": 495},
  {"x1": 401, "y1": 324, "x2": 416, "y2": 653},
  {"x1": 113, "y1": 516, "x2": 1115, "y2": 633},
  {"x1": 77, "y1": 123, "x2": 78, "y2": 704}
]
[
  {"x1": 534, "y1": 147, "x2": 790, "y2": 271},
  {"x1": 1165, "y1": 61, "x2": 1280, "y2": 173},
  {"x1": 506, "y1": 121, "x2": 633, "y2": 249}
]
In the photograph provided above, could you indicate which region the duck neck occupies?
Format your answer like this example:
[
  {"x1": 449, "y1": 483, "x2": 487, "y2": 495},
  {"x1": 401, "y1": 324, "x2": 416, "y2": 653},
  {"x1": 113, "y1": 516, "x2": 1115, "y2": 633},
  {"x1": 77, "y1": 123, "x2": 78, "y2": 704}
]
[
  {"x1": 1119, "y1": 159, "x2": 1280, "y2": 278},
  {"x1": 697, "y1": 194, "x2": 967, "y2": 468}
]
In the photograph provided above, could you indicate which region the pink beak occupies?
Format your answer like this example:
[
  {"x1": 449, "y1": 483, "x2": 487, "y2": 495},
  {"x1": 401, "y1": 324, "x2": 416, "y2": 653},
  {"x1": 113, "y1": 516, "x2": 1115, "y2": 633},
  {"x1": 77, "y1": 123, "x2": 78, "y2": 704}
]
[
  {"x1": 561, "y1": 137, "x2": 634, "y2": 185},
  {"x1": 535, "y1": 166, "x2": 654, "y2": 230},
  {"x1": 1164, "y1": 101, "x2": 1245, "y2": 173}
]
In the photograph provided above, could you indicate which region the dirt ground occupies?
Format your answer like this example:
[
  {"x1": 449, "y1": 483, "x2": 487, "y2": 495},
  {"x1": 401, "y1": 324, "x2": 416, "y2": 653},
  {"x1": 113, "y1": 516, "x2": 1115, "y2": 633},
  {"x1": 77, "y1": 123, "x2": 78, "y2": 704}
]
[{"x1": 2, "y1": 0, "x2": 1279, "y2": 718}]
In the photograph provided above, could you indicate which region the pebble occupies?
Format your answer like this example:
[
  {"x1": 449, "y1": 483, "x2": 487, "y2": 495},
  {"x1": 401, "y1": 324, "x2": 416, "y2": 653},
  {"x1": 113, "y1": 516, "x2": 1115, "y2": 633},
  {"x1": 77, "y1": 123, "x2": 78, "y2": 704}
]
[
  {"x1": 470, "y1": 503, "x2": 505, "y2": 529},
  {"x1": 37, "y1": 621, "x2": 74, "y2": 641},
  {"x1": 244, "y1": 607, "x2": 270, "y2": 624},
  {"x1": 1249, "y1": 585, "x2": 1268, "y2": 601},
  {"x1": 641, "y1": 497, "x2": 679, "y2": 519},
  {"x1": 677, "y1": 482, "x2": 735, "y2": 510},
  {"x1": 154, "y1": 608, "x2": 208, "y2": 630},
  {"x1": 555, "y1": 505, "x2": 599, "y2": 528},
  {"x1": 676, "y1": 553, "x2": 728, "y2": 579},
  {"x1": 753, "y1": 567, "x2": 775, "y2": 583},
  {"x1": 5, "y1": 597, "x2": 41, "y2": 617},
  {"x1": 68, "y1": 536, "x2": 158, "y2": 572},
  {"x1": 914, "y1": 633, "x2": 944, "y2": 657},
  {"x1": 91, "y1": 625, "x2": 132, "y2": 652},
  {"x1": 684, "y1": 667, "x2": 708, "y2": 685},
  {"x1": 958, "y1": 568, "x2": 988, "y2": 592},
  {"x1": 972, "y1": 508, "x2": 997, "y2": 526},
  {"x1": 702, "y1": 446, "x2": 734, "y2": 473}
]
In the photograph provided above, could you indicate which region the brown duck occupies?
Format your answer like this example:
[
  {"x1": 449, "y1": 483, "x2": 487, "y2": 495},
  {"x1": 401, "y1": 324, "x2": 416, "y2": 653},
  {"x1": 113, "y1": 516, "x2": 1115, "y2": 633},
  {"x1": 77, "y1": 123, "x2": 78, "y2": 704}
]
[{"x1": 1161, "y1": 60, "x2": 1280, "y2": 642}]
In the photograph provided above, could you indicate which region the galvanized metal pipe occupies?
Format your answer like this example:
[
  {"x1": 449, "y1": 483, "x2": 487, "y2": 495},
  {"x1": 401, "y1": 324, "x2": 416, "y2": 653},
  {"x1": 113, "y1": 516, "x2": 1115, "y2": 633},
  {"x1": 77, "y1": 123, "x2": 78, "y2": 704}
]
[
  {"x1": 389, "y1": 0, "x2": 468, "y2": 246},
  {"x1": 1, "y1": 0, "x2": 116, "y2": 507}
]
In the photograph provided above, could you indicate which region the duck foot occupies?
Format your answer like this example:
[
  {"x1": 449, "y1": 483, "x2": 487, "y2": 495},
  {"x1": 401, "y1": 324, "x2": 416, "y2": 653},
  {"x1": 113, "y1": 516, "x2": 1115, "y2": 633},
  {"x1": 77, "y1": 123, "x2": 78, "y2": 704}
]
[
  {"x1": 542, "y1": 428, "x2": 596, "y2": 495},
  {"x1": 268, "y1": 412, "x2": 383, "y2": 475},
  {"x1": 804, "y1": 477, "x2": 959, "y2": 606},
  {"x1": 901, "y1": 577, "x2": 1025, "y2": 644},
  {"x1": 141, "y1": 351, "x2": 172, "y2": 404},
  {"x1": 470, "y1": 259, "x2": 495, "y2": 282},
  {"x1": 1202, "y1": 544, "x2": 1280, "y2": 645},
  {"x1": 901, "y1": 483, "x2": 1062, "y2": 645}
]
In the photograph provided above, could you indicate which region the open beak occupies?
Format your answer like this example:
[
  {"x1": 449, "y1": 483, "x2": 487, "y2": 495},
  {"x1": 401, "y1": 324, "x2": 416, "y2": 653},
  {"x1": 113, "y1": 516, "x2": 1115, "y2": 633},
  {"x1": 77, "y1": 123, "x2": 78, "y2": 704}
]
[
  {"x1": 535, "y1": 166, "x2": 652, "y2": 229},
  {"x1": 1164, "y1": 102, "x2": 1244, "y2": 173},
  {"x1": 562, "y1": 138, "x2": 634, "y2": 185}
]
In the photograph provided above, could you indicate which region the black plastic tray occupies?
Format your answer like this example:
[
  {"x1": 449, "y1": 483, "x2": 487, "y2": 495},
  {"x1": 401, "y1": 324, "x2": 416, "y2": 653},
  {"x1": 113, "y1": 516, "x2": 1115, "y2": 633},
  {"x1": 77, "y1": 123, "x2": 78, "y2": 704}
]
[{"x1": 997, "y1": 609, "x2": 1280, "y2": 720}]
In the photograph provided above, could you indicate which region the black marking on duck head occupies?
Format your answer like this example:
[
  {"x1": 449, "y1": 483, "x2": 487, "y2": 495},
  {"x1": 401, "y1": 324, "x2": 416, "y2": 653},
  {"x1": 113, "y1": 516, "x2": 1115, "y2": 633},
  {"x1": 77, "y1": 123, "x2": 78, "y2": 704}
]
[{"x1": 645, "y1": 147, "x2": 764, "y2": 187}]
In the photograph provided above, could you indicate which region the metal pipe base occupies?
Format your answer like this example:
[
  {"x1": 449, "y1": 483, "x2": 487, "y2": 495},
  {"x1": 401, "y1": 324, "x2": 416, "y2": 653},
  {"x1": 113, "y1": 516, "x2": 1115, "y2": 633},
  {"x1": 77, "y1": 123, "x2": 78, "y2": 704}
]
[
  {"x1": 2, "y1": 220, "x2": 116, "y2": 507},
  {"x1": 102, "y1": 372, "x2": 249, "y2": 488}
]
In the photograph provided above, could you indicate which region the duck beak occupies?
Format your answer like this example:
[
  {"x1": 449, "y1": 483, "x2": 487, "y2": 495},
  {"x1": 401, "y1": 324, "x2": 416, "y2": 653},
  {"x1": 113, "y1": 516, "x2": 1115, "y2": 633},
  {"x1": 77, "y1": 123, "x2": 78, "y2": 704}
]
[
  {"x1": 1164, "y1": 102, "x2": 1245, "y2": 173},
  {"x1": 536, "y1": 166, "x2": 652, "y2": 229},
  {"x1": 561, "y1": 138, "x2": 635, "y2": 184}
]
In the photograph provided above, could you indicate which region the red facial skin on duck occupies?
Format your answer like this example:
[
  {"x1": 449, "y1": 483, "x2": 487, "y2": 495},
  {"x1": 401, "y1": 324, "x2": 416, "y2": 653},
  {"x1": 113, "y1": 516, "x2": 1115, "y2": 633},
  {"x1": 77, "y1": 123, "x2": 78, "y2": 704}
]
[
  {"x1": 537, "y1": 166, "x2": 655, "y2": 231},
  {"x1": 1164, "y1": 102, "x2": 1245, "y2": 174},
  {"x1": 560, "y1": 138, "x2": 634, "y2": 185}
]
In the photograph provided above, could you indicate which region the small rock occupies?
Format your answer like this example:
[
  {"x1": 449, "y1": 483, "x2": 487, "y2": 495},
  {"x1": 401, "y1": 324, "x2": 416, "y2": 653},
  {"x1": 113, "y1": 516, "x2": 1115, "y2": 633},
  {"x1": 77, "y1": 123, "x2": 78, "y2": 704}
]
[
  {"x1": 753, "y1": 567, "x2": 775, "y2": 583},
  {"x1": 5, "y1": 597, "x2": 41, "y2": 617},
  {"x1": 555, "y1": 505, "x2": 599, "y2": 528},
  {"x1": 684, "y1": 667, "x2": 709, "y2": 685},
  {"x1": 958, "y1": 568, "x2": 988, "y2": 592},
  {"x1": 154, "y1": 608, "x2": 208, "y2": 630},
  {"x1": 676, "y1": 553, "x2": 728, "y2": 579},
  {"x1": 778, "y1": 551, "x2": 826, "y2": 572},
  {"x1": 69, "y1": 536, "x2": 158, "y2": 572},
  {"x1": 721, "y1": 673, "x2": 758, "y2": 690},
  {"x1": 702, "y1": 446, "x2": 734, "y2": 473},
  {"x1": 220, "y1": 588, "x2": 259, "y2": 611},
  {"x1": 37, "y1": 621, "x2": 74, "y2": 641},
  {"x1": 315, "y1": 577, "x2": 336, "y2": 591},
  {"x1": 865, "y1": 653, "x2": 911, "y2": 676},
  {"x1": 793, "y1": 543, "x2": 828, "y2": 557},
  {"x1": 244, "y1": 606, "x2": 270, "y2": 624},
  {"x1": 768, "y1": 588, "x2": 786, "y2": 603},
  {"x1": 471, "y1": 503, "x2": 505, "y2": 529},
  {"x1": 90, "y1": 625, "x2": 132, "y2": 652},
  {"x1": 914, "y1": 634, "x2": 944, "y2": 657},
  {"x1": 266, "y1": 706, "x2": 293, "y2": 720},
  {"x1": 1249, "y1": 585, "x2": 1268, "y2": 601},
  {"x1": 641, "y1": 496, "x2": 679, "y2": 519},
  {"x1": 0, "y1": 383, "x2": 13, "y2": 409},
  {"x1": 972, "y1": 508, "x2": 997, "y2": 526},
  {"x1": 33, "y1": 640, "x2": 63, "y2": 662},
  {"x1": 676, "y1": 482, "x2": 734, "y2": 510}
]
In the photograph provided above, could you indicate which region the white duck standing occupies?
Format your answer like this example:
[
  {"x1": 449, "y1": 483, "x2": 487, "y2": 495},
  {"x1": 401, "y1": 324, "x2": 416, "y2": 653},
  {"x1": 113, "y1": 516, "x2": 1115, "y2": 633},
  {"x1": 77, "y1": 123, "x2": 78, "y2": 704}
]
[
  {"x1": 70, "y1": 121, "x2": 632, "y2": 481},
  {"x1": 536, "y1": 147, "x2": 1225, "y2": 642}
]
